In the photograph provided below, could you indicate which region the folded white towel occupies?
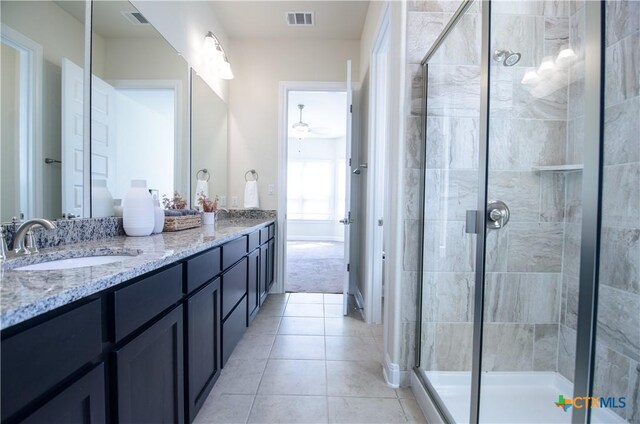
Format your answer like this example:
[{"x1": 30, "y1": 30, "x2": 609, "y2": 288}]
[
  {"x1": 194, "y1": 179, "x2": 209, "y2": 209},
  {"x1": 244, "y1": 180, "x2": 259, "y2": 209}
]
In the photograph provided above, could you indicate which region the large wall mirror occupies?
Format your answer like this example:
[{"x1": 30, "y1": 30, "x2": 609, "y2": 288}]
[
  {"x1": 1, "y1": 0, "x2": 87, "y2": 222},
  {"x1": 88, "y1": 0, "x2": 188, "y2": 217},
  {"x1": 191, "y1": 69, "x2": 228, "y2": 208}
]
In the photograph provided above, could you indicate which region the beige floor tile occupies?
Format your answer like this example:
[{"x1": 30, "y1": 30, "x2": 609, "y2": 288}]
[
  {"x1": 371, "y1": 323, "x2": 384, "y2": 338},
  {"x1": 324, "y1": 293, "x2": 343, "y2": 304},
  {"x1": 247, "y1": 395, "x2": 328, "y2": 424},
  {"x1": 258, "y1": 359, "x2": 326, "y2": 396},
  {"x1": 278, "y1": 317, "x2": 325, "y2": 335},
  {"x1": 284, "y1": 303, "x2": 325, "y2": 317},
  {"x1": 327, "y1": 397, "x2": 407, "y2": 423},
  {"x1": 325, "y1": 317, "x2": 375, "y2": 337},
  {"x1": 400, "y1": 398, "x2": 427, "y2": 423},
  {"x1": 288, "y1": 293, "x2": 325, "y2": 304},
  {"x1": 258, "y1": 301, "x2": 287, "y2": 317},
  {"x1": 326, "y1": 360, "x2": 396, "y2": 398},
  {"x1": 246, "y1": 315, "x2": 281, "y2": 336},
  {"x1": 270, "y1": 335, "x2": 326, "y2": 360},
  {"x1": 214, "y1": 358, "x2": 267, "y2": 394},
  {"x1": 325, "y1": 336, "x2": 382, "y2": 362},
  {"x1": 194, "y1": 393, "x2": 254, "y2": 424},
  {"x1": 396, "y1": 387, "x2": 416, "y2": 399},
  {"x1": 229, "y1": 334, "x2": 276, "y2": 360},
  {"x1": 324, "y1": 304, "x2": 344, "y2": 318}
]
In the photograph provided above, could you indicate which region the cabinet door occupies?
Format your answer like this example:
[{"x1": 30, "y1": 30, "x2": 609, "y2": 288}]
[
  {"x1": 186, "y1": 279, "x2": 221, "y2": 422},
  {"x1": 259, "y1": 245, "x2": 268, "y2": 304},
  {"x1": 115, "y1": 306, "x2": 184, "y2": 424},
  {"x1": 23, "y1": 364, "x2": 105, "y2": 424},
  {"x1": 247, "y1": 249, "x2": 260, "y2": 321},
  {"x1": 268, "y1": 239, "x2": 275, "y2": 289}
]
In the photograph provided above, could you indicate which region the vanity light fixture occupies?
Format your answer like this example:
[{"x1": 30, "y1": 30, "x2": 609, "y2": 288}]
[
  {"x1": 292, "y1": 104, "x2": 310, "y2": 139},
  {"x1": 203, "y1": 31, "x2": 234, "y2": 80},
  {"x1": 538, "y1": 56, "x2": 556, "y2": 78},
  {"x1": 556, "y1": 47, "x2": 577, "y2": 68},
  {"x1": 521, "y1": 69, "x2": 541, "y2": 85}
]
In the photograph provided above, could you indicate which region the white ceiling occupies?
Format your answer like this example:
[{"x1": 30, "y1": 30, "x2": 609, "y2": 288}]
[
  {"x1": 288, "y1": 91, "x2": 347, "y2": 139},
  {"x1": 209, "y1": 1, "x2": 370, "y2": 40}
]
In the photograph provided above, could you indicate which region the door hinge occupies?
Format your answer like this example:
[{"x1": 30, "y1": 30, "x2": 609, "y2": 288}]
[
  {"x1": 347, "y1": 263, "x2": 350, "y2": 272},
  {"x1": 348, "y1": 158, "x2": 352, "y2": 166},
  {"x1": 350, "y1": 104, "x2": 353, "y2": 113}
]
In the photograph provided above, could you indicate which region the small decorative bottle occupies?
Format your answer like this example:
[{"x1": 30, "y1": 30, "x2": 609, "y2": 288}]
[
  {"x1": 123, "y1": 180, "x2": 154, "y2": 237},
  {"x1": 151, "y1": 192, "x2": 164, "y2": 234}
]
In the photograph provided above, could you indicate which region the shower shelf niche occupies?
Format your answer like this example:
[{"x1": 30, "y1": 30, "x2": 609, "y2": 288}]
[{"x1": 532, "y1": 164, "x2": 584, "y2": 172}]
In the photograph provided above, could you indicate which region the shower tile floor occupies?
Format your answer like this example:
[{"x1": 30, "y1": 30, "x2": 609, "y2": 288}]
[
  {"x1": 194, "y1": 293, "x2": 426, "y2": 423},
  {"x1": 286, "y1": 241, "x2": 344, "y2": 293}
]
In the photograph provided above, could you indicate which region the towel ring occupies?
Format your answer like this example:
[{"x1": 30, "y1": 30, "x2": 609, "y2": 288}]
[
  {"x1": 244, "y1": 169, "x2": 259, "y2": 182},
  {"x1": 197, "y1": 169, "x2": 210, "y2": 182}
]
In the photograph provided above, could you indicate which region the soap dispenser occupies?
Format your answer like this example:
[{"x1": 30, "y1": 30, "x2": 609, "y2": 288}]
[{"x1": 150, "y1": 190, "x2": 164, "y2": 234}]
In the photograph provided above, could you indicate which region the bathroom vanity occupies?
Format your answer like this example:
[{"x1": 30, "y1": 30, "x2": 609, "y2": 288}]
[{"x1": 0, "y1": 219, "x2": 276, "y2": 424}]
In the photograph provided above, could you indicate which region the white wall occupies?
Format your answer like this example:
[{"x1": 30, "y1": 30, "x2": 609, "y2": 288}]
[
  {"x1": 1, "y1": 43, "x2": 20, "y2": 221},
  {"x1": 227, "y1": 38, "x2": 360, "y2": 211},
  {"x1": 112, "y1": 88, "x2": 175, "y2": 200},
  {"x1": 131, "y1": 0, "x2": 230, "y2": 102}
]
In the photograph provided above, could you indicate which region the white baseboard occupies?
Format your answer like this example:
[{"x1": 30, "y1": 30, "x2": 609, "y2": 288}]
[
  {"x1": 411, "y1": 370, "x2": 446, "y2": 424},
  {"x1": 383, "y1": 353, "x2": 400, "y2": 388}
]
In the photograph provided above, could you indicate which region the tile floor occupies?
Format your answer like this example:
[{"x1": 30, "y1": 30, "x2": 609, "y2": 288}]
[{"x1": 194, "y1": 293, "x2": 427, "y2": 424}]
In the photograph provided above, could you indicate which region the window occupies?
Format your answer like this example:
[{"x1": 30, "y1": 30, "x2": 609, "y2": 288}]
[{"x1": 287, "y1": 160, "x2": 334, "y2": 220}]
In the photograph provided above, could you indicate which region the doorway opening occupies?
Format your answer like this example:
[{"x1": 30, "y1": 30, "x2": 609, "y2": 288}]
[{"x1": 285, "y1": 90, "x2": 348, "y2": 294}]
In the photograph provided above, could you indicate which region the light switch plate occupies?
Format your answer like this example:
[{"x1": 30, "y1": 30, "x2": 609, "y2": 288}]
[
  {"x1": 231, "y1": 196, "x2": 238, "y2": 207},
  {"x1": 219, "y1": 196, "x2": 227, "y2": 207}
]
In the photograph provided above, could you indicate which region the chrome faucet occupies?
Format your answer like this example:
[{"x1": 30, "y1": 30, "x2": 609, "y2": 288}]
[{"x1": 11, "y1": 218, "x2": 57, "y2": 256}]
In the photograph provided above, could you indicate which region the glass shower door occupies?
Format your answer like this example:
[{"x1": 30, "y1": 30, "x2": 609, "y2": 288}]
[
  {"x1": 479, "y1": 1, "x2": 588, "y2": 422},
  {"x1": 417, "y1": 2, "x2": 481, "y2": 422}
]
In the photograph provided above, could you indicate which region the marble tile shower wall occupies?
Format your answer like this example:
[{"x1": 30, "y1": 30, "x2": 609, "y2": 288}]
[{"x1": 597, "y1": 1, "x2": 639, "y2": 421}]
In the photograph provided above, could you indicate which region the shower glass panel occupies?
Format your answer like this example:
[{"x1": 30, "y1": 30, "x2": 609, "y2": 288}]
[
  {"x1": 592, "y1": 1, "x2": 640, "y2": 422},
  {"x1": 479, "y1": 1, "x2": 589, "y2": 422},
  {"x1": 417, "y1": 2, "x2": 481, "y2": 421}
]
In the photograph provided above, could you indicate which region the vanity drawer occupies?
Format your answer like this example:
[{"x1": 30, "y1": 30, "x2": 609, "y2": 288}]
[
  {"x1": 221, "y1": 257, "x2": 247, "y2": 319},
  {"x1": 113, "y1": 264, "x2": 182, "y2": 342},
  {"x1": 186, "y1": 247, "x2": 221, "y2": 293},
  {"x1": 259, "y1": 227, "x2": 269, "y2": 245},
  {"x1": 222, "y1": 295, "x2": 247, "y2": 366},
  {"x1": 222, "y1": 236, "x2": 247, "y2": 270},
  {"x1": 248, "y1": 230, "x2": 260, "y2": 252},
  {"x1": 1, "y1": 300, "x2": 102, "y2": 421}
]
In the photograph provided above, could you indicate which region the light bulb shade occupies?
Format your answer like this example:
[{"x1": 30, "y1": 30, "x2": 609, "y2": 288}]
[
  {"x1": 521, "y1": 70, "x2": 541, "y2": 85},
  {"x1": 218, "y1": 60, "x2": 234, "y2": 80},
  {"x1": 203, "y1": 34, "x2": 217, "y2": 61},
  {"x1": 556, "y1": 48, "x2": 577, "y2": 68},
  {"x1": 538, "y1": 56, "x2": 556, "y2": 78}
]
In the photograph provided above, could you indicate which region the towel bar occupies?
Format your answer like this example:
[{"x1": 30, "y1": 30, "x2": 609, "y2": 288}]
[
  {"x1": 245, "y1": 169, "x2": 259, "y2": 181},
  {"x1": 196, "y1": 169, "x2": 210, "y2": 182}
]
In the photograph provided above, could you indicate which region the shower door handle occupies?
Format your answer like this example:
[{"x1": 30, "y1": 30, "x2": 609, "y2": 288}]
[{"x1": 487, "y1": 200, "x2": 510, "y2": 229}]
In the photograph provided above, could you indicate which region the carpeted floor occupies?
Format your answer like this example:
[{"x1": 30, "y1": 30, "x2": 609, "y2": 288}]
[{"x1": 286, "y1": 241, "x2": 344, "y2": 293}]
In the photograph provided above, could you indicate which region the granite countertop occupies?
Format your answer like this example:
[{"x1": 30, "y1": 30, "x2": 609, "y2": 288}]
[{"x1": 0, "y1": 218, "x2": 275, "y2": 331}]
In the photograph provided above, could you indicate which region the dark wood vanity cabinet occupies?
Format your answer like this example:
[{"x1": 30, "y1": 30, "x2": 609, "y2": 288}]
[
  {"x1": 0, "y1": 223, "x2": 275, "y2": 424},
  {"x1": 185, "y1": 278, "x2": 221, "y2": 423}
]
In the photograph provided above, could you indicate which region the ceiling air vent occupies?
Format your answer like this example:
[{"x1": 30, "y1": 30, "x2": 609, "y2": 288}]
[
  {"x1": 286, "y1": 12, "x2": 314, "y2": 26},
  {"x1": 121, "y1": 11, "x2": 149, "y2": 26}
]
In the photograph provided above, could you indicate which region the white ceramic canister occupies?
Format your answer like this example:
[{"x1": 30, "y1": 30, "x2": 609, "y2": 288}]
[
  {"x1": 91, "y1": 179, "x2": 114, "y2": 218},
  {"x1": 202, "y1": 212, "x2": 215, "y2": 227},
  {"x1": 122, "y1": 180, "x2": 154, "y2": 236}
]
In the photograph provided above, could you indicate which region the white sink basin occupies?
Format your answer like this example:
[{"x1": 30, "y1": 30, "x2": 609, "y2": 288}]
[{"x1": 15, "y1": 255, "x2": 134, "y2": 271}]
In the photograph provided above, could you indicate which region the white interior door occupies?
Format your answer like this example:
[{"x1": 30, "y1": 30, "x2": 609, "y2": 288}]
[
  {"x1": 61, "y1": 58, "x2": 84, "y2": 218},
  {"x1": 342, "y1": 60, "x2": 353, "y2": 315},
  {"x1": 90, "y1": 75, "x2": 117, "y2": 197}
]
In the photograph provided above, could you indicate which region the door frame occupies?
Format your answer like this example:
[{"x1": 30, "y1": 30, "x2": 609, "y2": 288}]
[
  {"x1": 1, "y1": 24, "x2": 43, "y2": 220},
  {"x1": 363, "y1": 3, "x2": 391, "y2": 325},
  {"x1": 275, "y1": 81, "x2": 348, "y2": 294}
]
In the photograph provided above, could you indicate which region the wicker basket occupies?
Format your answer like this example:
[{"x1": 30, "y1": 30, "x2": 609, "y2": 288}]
[{"x1": 163, "y1": 214, "x2": 201, "y2": 232}]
